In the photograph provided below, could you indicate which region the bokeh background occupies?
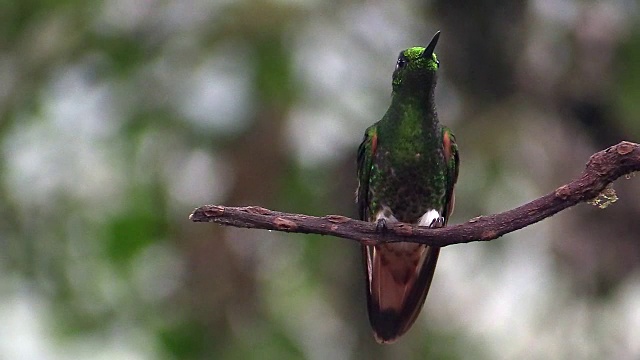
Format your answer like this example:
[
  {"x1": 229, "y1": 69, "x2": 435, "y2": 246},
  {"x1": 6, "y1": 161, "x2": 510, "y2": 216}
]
[{"x1": 2, "y1": 0, "x2": 640, "y2": 359}]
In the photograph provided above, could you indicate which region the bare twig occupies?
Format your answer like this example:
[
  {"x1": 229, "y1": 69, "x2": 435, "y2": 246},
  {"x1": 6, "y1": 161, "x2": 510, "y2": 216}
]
[{"x1": 189, "y1": 141, "x2": 640, "y2": 247}]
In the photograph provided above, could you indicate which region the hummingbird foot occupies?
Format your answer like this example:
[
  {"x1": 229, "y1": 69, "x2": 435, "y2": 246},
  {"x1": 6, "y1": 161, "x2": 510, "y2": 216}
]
[
  {"x1": 375, "y1": 218, "x2": 388, "y2": 233},
  {"x1": 374, "y1": 206, "x2": 398, "y2": 233},
  {"x1": 418, "y1": 209, "x2": 442, "y2": 228},
  {"x1": 429, "y1": 216, "x2": 445, "y2": 229}
]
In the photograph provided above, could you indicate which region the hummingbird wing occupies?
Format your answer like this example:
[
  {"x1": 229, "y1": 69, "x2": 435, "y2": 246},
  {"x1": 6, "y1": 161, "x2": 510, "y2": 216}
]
[
  {"x1": 356, "y1": 125, "x2": 377, "y2": 220},
  {"x1": 358, "y1": 126, "x2": 460, "y2": 344},
  {"x1": 442, "y1": 126, "x2": 460, "y2": 220}
]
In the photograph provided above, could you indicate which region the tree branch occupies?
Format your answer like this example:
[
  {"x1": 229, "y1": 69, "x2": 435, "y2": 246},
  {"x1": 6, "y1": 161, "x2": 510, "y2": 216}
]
[{"x1": 189, "y1": 141, "x2": 640, "y2": 247}]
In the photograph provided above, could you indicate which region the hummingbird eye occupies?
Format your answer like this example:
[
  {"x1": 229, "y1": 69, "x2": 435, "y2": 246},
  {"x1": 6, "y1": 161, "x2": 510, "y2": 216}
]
[{"x1": 396, "y1": 57, "x2": 407, "y2": 70}]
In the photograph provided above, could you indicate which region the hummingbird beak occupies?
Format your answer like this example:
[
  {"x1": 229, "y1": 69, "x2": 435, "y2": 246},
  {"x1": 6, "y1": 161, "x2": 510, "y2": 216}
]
[{"x1": 423, "y1": 31, "x2": 440, "y2": 58}]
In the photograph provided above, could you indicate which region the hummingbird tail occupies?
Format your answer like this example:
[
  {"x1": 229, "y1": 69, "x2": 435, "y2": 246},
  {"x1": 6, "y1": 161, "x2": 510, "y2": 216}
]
[{"x1": 362, "y1": 243, "x2": 440, "y2": 343}]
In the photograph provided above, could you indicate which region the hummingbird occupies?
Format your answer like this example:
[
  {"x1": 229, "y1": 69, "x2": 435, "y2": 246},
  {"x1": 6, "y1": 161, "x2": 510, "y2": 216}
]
[{"x1": 356, "y1": 31, "x2": 459, "y2": 343}]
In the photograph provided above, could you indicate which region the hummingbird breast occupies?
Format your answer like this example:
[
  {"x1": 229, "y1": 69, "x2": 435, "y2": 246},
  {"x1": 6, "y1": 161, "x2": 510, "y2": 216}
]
[{"x1": 369, "y1": 142, "x2": 446, "y2": 223}]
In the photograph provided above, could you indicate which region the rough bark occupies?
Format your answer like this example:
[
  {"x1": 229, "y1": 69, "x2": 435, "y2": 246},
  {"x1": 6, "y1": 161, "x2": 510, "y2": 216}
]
[{"x1": 190, "y1": 141, "x2": 640, "y2": 247}]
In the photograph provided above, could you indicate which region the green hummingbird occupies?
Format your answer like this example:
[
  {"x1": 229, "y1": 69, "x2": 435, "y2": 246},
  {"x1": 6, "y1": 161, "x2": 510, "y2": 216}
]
[{"x1": 356, "y1": 31, "x2": 459, "y2": 343}]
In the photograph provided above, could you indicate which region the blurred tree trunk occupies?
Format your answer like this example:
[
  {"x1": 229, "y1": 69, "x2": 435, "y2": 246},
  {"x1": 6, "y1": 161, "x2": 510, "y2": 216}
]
[
  {"x1": 183, "y1": 30, "x2": 294, "y2": 355},
  {"x1": 432, "y1": 0, "x2": 527, "y2": 103},
  {"x1": 553, "y1": 6, "x2": 640, "y2": 298}
]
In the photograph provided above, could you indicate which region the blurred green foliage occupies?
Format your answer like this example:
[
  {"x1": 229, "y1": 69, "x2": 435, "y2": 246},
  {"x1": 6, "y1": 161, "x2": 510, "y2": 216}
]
[{"x1": 1, "y1": 0, "x2": 640, "y2": 359}]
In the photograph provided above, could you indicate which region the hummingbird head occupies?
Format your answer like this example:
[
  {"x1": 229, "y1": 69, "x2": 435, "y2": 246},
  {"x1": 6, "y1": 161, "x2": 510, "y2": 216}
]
[{"x1": 392, "y1": 31, "x2": 440, "y2": 93}]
